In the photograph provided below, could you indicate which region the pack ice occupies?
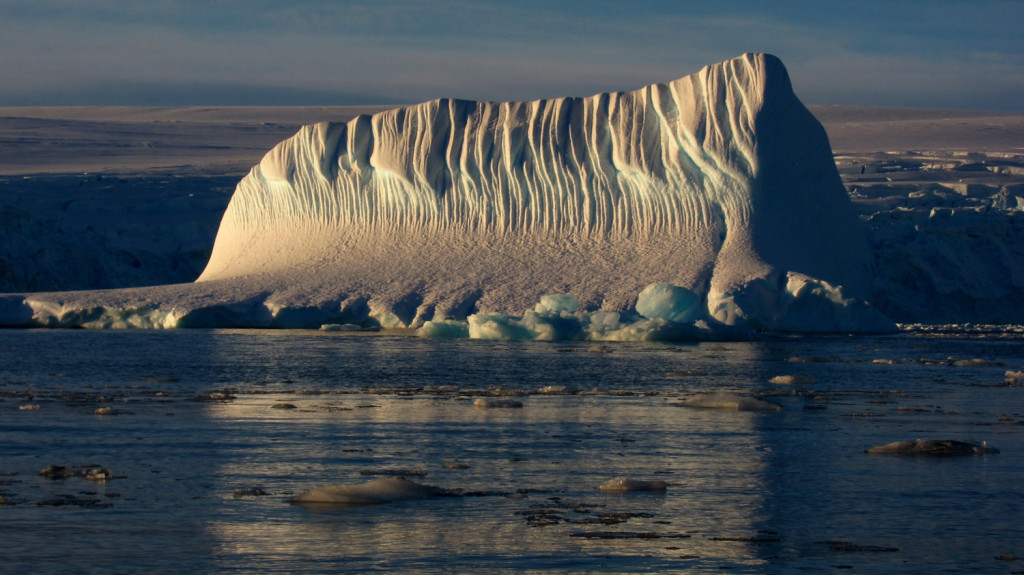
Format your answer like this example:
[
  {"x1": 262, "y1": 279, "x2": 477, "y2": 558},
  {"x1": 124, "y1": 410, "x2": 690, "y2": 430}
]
[{"x1": 0, "y1": 53, "x2": 894, "y2": 337}]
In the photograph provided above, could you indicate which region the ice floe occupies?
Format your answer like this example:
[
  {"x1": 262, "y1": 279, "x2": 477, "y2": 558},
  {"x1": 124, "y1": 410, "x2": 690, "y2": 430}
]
[
  {"x1": 865, "y1": 439, "x2": 999, "y2": 456},
  {"x1": 290, "y1": 477, "x2": 449, "y2": 505},
  {"x1": 597, "y1": 478, "x2": 668, "y2": 492},
  {"x1": 674, "y1": 392, "x2": 782, "y2": 412}
]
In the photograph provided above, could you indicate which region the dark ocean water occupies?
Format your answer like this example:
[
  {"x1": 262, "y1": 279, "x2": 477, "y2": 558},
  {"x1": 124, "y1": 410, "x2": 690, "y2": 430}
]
[{"x1": 1, "y1": 329, "x2": 1021, "y2": 573}]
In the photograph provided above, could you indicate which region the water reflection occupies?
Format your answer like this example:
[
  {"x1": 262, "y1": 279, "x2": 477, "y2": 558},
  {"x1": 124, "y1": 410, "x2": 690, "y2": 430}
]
[
  {"x1": 2, "y1": 330, "x2": 1020, "y2": 573},
  {"x1": 201, "y1": 386, "x2": 776, "y2": 572}
]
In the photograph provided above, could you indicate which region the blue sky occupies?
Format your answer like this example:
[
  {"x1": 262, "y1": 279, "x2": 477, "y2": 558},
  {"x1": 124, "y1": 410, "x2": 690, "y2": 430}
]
[{"x1": 1, "y1": 0, "x2": 1021, "y2": 110}]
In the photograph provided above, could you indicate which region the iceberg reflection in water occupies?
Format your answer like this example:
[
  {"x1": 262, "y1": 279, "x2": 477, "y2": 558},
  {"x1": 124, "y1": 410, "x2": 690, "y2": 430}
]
[{"x1": 0, "y1": 329, "x2": 1021, "y2": 573}]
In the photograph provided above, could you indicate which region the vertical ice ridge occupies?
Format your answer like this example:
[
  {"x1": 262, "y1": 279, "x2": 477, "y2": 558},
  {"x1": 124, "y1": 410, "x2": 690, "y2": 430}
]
[
  {"x1": 211, "y1": 54, "x2": 771, "y2": 268},
  {"x1": 228, "y1": 67, "x2": 764, "y2": 241}
]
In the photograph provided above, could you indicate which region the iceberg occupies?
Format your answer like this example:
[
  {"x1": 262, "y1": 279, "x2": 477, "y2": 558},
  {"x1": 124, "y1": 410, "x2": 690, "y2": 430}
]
[{"x1": 0, "y1": 53, "x2": 894, "y2": 336}]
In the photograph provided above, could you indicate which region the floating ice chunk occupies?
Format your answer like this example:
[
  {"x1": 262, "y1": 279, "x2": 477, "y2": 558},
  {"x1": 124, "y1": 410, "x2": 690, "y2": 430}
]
[
  {"x1": 537, "y1": 385, "x2": 574, "y2": 395},
  {"x1": 597, "y1": 478, "x2": 668, "y2": 492},
  {"x1": 437, "y1": 289, "x2": 745, "y2": 342},
  {"x1": 535, "y1": 294, "x2": 579, "y2": 315},
  {"x1": 636, "y1": 283, "x2": 702, "y2": 323},
  {"x1": 474, "y1": 398, "x2": 524, "y2": 408},
  {"x1": 24, "y1": 300, "x2": 183, "y2": 329},
  {"x1": 290, "y1": 477, "x2": 448, "y2": 505},
  {"x1": 709, "y1": 273, "x2": 896, "y2": 333},
  {"x1": 676, "y1": 392, "x2": 781, "y2": 412},
  {"x1": 590, "y1": 318, "x2": 709, "y2": 342},
  {"x1": 768, "y1": 375, "x2": 816, "y2": 385},
  {"x1": 467, "y1": 314, "x2": 536, "y2": 340},
  {"x1": 372, "y1": 311, "x2": 408, "y2": 330},
  {"x1": 866, "y1": 439, "x2": 999, "y2": 456},
  {"x1": 416, "y1": 319, "x2": 470, "y2": 338},
  {"x1": 519, "y1": 309, "x2": 584, "y2": 341}
]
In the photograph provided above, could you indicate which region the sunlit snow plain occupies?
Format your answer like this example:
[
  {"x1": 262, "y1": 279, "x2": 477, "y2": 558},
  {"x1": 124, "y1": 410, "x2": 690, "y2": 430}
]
[{"x1": 1, "y1": 79, "x2": 1024, "y2": 573}]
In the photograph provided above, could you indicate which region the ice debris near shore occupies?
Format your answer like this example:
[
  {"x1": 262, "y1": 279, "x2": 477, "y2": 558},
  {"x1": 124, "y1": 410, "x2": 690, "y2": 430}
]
[{"x1": 0, "y1": 53, "x2": 895, "y2": 335}]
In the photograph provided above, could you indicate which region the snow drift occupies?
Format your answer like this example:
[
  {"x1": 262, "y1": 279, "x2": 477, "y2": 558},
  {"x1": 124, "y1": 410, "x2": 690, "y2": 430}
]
[{"x1": 0, "y1": 53, "x2": 893, "y2": 334}]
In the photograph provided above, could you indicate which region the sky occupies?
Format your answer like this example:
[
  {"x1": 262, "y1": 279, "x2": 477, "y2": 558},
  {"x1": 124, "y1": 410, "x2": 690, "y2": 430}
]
[{"x1": 1, "y1": 0, "x2": 1022, "y2": 111}]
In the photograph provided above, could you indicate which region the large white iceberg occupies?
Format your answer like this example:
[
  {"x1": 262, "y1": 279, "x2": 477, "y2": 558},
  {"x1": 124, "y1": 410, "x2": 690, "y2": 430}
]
[{"x1": 0, "y1": 53, "x2": 894, "y2": 335}]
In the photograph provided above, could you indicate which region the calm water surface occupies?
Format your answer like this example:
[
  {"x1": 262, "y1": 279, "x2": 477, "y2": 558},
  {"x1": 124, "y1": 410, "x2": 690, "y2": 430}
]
[{"x1": 1, "y1": 329, "x2": 1022, "y2": 573}]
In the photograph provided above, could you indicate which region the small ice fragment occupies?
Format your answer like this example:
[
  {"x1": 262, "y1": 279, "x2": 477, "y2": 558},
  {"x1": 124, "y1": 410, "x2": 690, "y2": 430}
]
[
  {"x1": 866, "y1": 439, "x2": 999, "y2": 456},
  {"x1": 598, "y1": 478, "x2": 668, "y2": 492},
  {"x1": 474, "y1": 398, "x2": 523, "y2": 408},
  {"x1": 768, "y1": 375, "x2": 816, "y2": 385},
  {"x1": 81, "y1": 468, "x2": 113, "y2": 482},
  {"x1": 537, "y1": 385, "x2": 574, "y2": 395},
  {"x1": 39, "y1": 465, "x2": 75, "y2": 479},
  {"x1": 233, "y1": 488, "x2": 268, "y2": 497},
  {"x1": 535, "y1": 294, "x2": 579, "y2": 314},
  {"x1": 675, "y1": 392, "x2": 781, "y2": 412}
]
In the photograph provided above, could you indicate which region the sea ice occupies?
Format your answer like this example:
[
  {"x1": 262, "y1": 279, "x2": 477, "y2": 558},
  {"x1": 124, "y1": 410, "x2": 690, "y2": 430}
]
[
  {"x1": 290, "y1": 477, "x2": 449, "y2": 505},
  {"x1": 675, "y1": 392, "x2": 782, "y2": 412},
  {"x1": 865, "y1": 439, "x2": 999, "y2": 456},
  {"x1": 597, "y1": 478, "x2": 668, "y2": 492},
  {"x1": 768, "y1": 375, "x2": 816, "y2": 385},
  {"x1": 473, "y1": 398, "x2": 524, "y2": 409}
]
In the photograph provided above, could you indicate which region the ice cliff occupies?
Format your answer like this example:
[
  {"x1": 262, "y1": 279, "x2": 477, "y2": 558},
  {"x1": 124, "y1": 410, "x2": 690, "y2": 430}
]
[{"x1": 0, "y1": 53, "x2": 894, "y2": 334}]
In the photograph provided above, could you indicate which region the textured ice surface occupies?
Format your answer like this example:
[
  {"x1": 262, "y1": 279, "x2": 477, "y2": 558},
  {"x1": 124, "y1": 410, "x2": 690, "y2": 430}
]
[{"x1": 0, "y1": 54, "x2": 894, "y2": 334}]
